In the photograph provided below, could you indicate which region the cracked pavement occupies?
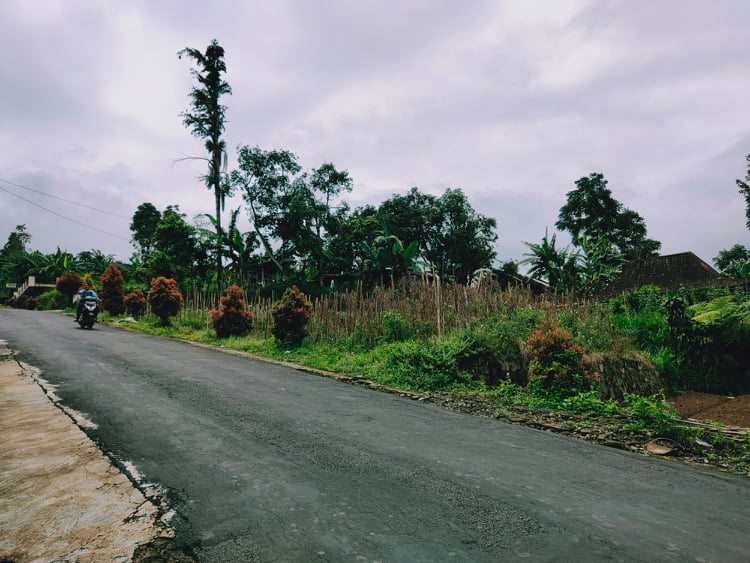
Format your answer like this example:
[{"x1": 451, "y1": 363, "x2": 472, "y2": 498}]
[{"x1": 1, "y1": 309, "x2": 749, "y2": 562}]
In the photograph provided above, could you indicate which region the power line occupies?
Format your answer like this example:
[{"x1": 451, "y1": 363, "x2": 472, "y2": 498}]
[
  {"x1": 0, "y1": 184, "x2": 130, "y2": 241},
  {"x1": 0, "y1": 177, "x2": 130, "y2": 219}
]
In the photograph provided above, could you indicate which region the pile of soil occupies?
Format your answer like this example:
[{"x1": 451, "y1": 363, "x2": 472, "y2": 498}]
[{"x1": 669, "y1": 392, "x2": 750, "y2": 428}]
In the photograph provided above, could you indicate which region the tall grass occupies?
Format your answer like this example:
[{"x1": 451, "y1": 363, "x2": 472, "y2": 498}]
[{"x1": 176, "y1": 278, "x2": 623, "y2": 351}]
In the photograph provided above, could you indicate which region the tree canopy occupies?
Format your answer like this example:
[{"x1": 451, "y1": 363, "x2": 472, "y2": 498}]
[
  {"x1": 737, "y1": 154, "x2": 750, "y2": 231},
  {"x1": 556, "y1": 173, "x2": 661, "y2": 261},
  {"x1": 130, "y1": 202, "x2": 161, "y2": 259}
]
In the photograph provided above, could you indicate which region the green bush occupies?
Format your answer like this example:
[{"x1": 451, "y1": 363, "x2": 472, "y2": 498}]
[
  {"x1": 36, "y1": 289, "x2": 69, "y2": 310},
  {"x1": 377, "y1": 338, "x2": 474, "y2": 391},
  {"x1": 643, "y1": 347, "x2": 681, "y2": 388},
  {"x1": 561, "y1": 390, "x2": 619, "y2": 416},
  {"x1": 381, "y1": 310, "x2": 411, "y2": 342},
  {"x1": 272, "y1": 286, "x2": 312, "y2": 346},
  {"x1": 454, "y1": 324, "x2": 525, "y2": 386},
  {"x1": 558, "y1": 307, "x2": 622, "y2": 352},
  {"x1": 622, "y1": 394, "x2": 678, "y2": 435},
  {"x1": 380, "y1": 310, "x2": 433, "y2": 343}
]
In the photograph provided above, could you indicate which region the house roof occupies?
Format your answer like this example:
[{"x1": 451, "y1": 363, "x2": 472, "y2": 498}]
[
  {"x1": 492, "y1": 270, "x2": 549, "y2": 294},
  {"x1": 607, "y1": 251, "x2": 737, "y2": 294}
]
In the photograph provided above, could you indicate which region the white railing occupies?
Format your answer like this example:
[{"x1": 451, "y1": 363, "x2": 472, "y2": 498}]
[{"x1": 12, "y1": 276, "x2": 56, "y2": 299}]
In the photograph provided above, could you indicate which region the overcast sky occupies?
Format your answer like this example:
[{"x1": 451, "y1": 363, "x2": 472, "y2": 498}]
[{"x1": 1, "y1": 0, "x2": 748, "y2": 267}]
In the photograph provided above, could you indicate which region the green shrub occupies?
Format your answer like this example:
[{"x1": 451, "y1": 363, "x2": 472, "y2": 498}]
[
  {"x1": 380, "y1": 310, "x2": 433, "y2": 343},
  {"x1": 272, "y1": 286, "x2": 312, "y2": 346},
  {"x1": 454, "y1": 324, "x2": 525, "y2": 386},
  {"x1": 643, "y1": 347, "x2": 681, "y2": 388},
  {"x1": 148, "y1": 277, "x2": 182, "y2": 325},
  {"x1": 527, "y1": 313, "x2": 590, "y2": 397},
  {"x1": 622, "y1": 394, "x2": 678, "y2": 435},
  {"x1": 561, "y1": 390, "x2": 619, "y2": 416},
  {"x1": 502, "y1": 306, "x2": 543, "y2": 340},
  {"x1": 381, "y1": 310, "x2": 411, "y2": 342},
  {"x1": 211, "y1": 284, "x2": 253, "y2": 338},
  {"x1": 558, "y1": 307, "x2": 622, "y2": 352},
  {"x1": 611, "y1": 309, "x2": 669, "y2": 351},
  {"x1": 36, "y1": 289, "x2": 69, "y2": 310},
  {"x1": 377, "y1": 338, "x2": 473, "y2": 391},
  {"x1": 622, "y1": 284, "x2": 663, "y2": 313}
]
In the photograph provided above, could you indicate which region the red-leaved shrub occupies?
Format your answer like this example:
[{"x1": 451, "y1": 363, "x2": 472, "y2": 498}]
[
  {"x1": 124, "y1": 290, "x2": 146, "y2": 318},
  {"x1": 271, "y1": 285, "x2": 312, "y2": 346},
  {"x1": 56, "y1": 271, "x2": 82, "y2": 303},
  {"x1": 100, "y1": 263, "x2": 125, "y2": 315},
  {"x1": 527, "y1": 313, "x2": 589, "y2": 396},
  {"x1": 147, "y1": 277, "x2": 182, "y2": 325},
  {"x1": 210, "y1": 284, "x2": 253, "y2": 338}
]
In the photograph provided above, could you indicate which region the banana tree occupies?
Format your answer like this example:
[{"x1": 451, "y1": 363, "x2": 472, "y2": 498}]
[
  {"x1": 202, "y1": 209, "x2": 259, "y2": 285},
  {"x1": 363, "y1": 222, "x2": 420, "y2": 288},
  {"x1": 27, "y1": 248, "x2": 79, "y2": 282}
]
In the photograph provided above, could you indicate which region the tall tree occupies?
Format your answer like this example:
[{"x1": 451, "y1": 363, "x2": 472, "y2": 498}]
[
  {"x1": 737, "y1": 154, "x2": 750, "y2": 230},
  {"x1": 231, "y1": 145, "x2": 301, "y2": 274},
  {"x1": 307, "y1": 163, "x2": 353, "y2": 286},
  {"x1": 376, "y1": 187, "x2": 497, "y2": 283},
  {"x1": 148, "y1": 206, "x2": 204, "y2": 282},
  {"x1": 436, "y1": 189, "x2": 497, "y2": 284},
  {"x1": 556, "y1": 173, "x2": 661, "y2": 260},
  {"x1": 179, "y1": 39, "x2": 232, "y2": 290},
  {"x1": 714, "y1": 244, "x2": 750, "y2": 279},
  {"x1": 130, "y1": 203, "x2": 162, "y2": 259},
  {"x1": 0, "y1": 225, "x2": 32, "y2": 290}
]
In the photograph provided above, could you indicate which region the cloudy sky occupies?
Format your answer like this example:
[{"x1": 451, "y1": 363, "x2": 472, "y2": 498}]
[{"x1": 1, "y1": 0, "x2": 748, "y2": 267}]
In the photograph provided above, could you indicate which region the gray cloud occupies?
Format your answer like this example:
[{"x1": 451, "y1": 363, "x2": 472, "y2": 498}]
[{"x1": 0, "y1": 0, "x2": 748, "y2": 268}]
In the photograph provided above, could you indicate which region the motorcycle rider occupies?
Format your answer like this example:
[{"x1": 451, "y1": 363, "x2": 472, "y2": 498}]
[{"x1": 74, "y1": 283, "x2": 98, "y2": 323}]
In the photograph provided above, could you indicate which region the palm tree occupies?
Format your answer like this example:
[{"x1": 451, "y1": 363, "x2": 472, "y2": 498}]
[
  {"x1": 179, "y1": 40, "x2": 232, "y2": 290},
  {"x1": 522, "y1": 230, "x2": 579, "y2": 292}
]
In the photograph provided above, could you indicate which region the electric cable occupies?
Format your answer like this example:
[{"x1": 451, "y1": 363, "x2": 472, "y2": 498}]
[
  {"x1": 0, "y1": 177, "x2": 130, "y2": 219},
  {"x1": 0, "y1": 184, "x2": 130, "y2": 241}
]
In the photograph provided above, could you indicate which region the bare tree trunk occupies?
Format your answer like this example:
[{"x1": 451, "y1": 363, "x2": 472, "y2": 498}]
[{"x1": 215, "y1": 188, "x2": 223, "y2": 293}]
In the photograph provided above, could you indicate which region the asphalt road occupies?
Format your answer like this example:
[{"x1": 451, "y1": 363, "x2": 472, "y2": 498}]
[{"x1": 2, "y1": 309, "x2": 749, "y2": 562}]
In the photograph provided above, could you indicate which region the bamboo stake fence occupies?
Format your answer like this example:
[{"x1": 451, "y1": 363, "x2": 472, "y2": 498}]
[{"x1": 176, "y1": 277, "x2": 584, "y2": 346}]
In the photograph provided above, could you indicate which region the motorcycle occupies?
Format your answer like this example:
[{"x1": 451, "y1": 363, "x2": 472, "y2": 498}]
[{"x1": 78, "y1": 299, "x2": 99, "y2": 329}]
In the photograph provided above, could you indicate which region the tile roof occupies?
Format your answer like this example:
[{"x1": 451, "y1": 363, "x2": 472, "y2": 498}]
[{"x1": 607, "y1": 251, "x2": 738, "y2": 294}]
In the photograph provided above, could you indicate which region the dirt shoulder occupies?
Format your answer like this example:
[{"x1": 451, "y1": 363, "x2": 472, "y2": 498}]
[
  {"x1": 669, "y1": 392, "x2": 750, "y2": 427},
  {"x1": 0, "y1": 347, "x2": 168, "y2": 562}
]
